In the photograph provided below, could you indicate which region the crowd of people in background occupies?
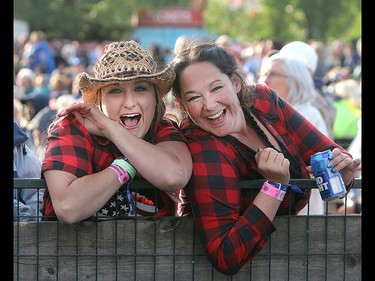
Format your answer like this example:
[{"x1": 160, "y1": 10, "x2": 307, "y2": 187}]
[{"x1": 13, "y1": 30, "x2": 361, "y2": 219}]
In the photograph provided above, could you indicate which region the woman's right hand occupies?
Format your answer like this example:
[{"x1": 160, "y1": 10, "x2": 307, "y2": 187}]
[
  {"x1": 255, "y1": 147, "x2": 290, "y2": 184},
  {"x1": 58, "y1": 103, "x2": 111, "y2": 137}
]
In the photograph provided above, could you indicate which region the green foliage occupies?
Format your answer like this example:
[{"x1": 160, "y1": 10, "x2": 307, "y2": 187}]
[
  {"x1": 14, "y1": 0, "x2": 361, "y2": 44},
  {"x1": 204, "y1": 0, "x2": 263, "y2": 42},
  {"x1": 204, "y1": 0, "x2": 361, "y2": 44},
  {"x1": 259, "y1": 0, "x2": 306, "y2": 42},
  {"x1": 325, "y1": 0, "x2": 361, "y2": 43}
]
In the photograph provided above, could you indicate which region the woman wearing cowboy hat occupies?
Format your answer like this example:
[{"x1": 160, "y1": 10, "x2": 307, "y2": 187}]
[{"x1": 41, "y1": 41, "x2": 192, "y2": 223}]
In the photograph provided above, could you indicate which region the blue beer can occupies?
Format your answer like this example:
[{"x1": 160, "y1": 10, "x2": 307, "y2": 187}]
[{"x1": 310, "y1": 150, "x2": 347, "y2": 202}]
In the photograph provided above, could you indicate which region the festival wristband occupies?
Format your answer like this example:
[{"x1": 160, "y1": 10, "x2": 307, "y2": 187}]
[
  {"x1": 261, "y1": 180, "x2": 287, "y2": 201},
  {"x1": 260, "y1": 180, "x2": 307, "y2": 201},
  {"x1": 108, "y1": 156, "x2": 136, "y2": 185}
]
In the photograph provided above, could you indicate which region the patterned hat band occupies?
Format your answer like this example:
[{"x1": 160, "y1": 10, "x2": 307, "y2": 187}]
[{"x1": 100, "y1": 70, "x2": 151, "y2": 79}]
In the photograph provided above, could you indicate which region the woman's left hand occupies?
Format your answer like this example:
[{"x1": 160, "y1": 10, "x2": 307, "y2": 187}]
[{"x1": 307, "y1": 148, "x2": 361, "y2": 187}]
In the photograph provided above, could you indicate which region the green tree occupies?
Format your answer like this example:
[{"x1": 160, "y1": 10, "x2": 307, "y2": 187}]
[
  {"x1": 14, "y1": 0, "x2": 360, "y2": 44},
  {"x1": 203, "y1": 0, "x2": 361, "y2": 44},
  {"x1": 203, "y1": 0, "x2": 266, "y2": 43},
  {"x1": 325, "y1": 0, "x2": 361, "y2": 42}
]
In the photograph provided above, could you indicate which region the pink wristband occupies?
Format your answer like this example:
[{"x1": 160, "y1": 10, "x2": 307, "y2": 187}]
[
  {"x1": 108, "y1": 164, "x2": 130, "y2": 185},
  {"x1": 260, "y1": 181, "x2": 286, "y2": 201}
]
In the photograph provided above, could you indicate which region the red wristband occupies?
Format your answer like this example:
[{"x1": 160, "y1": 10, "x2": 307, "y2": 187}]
[{"x1": 260, "y1": 181, "x2": 287, "y2": 201}]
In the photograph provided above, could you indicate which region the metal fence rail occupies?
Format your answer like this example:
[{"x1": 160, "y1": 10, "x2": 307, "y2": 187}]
[{"x1": 13, "y1": 178, "x2": 362, "y2": 281}]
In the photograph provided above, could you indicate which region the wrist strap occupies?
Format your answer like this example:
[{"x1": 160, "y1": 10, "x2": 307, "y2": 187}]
[
  {"x1": 286, "y1": 183, "x2": 307, "y2": 197},
  {"x1": 260, "y1": 180, "x2": 307, "y2": 201},
  {"x1": 261, "y1": 180, "x2": 287, "y2": 201},
  {"x1": 109, "y1": 156, "x2": 136, "y2": 186}
]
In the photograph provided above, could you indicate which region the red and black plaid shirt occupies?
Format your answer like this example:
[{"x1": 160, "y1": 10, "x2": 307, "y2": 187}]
[
  {"x1": 178, "y1": 83, "x2": 349, "y2": 275},
  {"x1": 42, "y1": 115, "x2": 187, "y2": 220}
]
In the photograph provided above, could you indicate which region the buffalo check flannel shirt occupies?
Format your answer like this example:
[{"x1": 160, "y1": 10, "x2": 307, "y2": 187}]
[
  {"x1": 41, "y1": 115, "x2": 187, "y2": 220},
  {"x1": 178, "y1": 83, "x2": 350, "y2": 275}
]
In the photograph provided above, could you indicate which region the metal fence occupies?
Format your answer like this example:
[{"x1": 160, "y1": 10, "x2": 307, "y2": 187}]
[{"x1": 13, "y1": 178, "x2": 362, "y2": 281}]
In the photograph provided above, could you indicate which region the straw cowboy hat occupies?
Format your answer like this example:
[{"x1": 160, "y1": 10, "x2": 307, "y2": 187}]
[{"x1": 78, "y1": 40, "x2": 176, "y2": 104}]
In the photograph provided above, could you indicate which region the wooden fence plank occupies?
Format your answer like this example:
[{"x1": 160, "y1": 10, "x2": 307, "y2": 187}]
[
  {"x1": 14, "y1": 178, "x2": 362, "y2": 280},
  {"x1": 14, "y1": 216, "x2": 361, "y2": 281}
]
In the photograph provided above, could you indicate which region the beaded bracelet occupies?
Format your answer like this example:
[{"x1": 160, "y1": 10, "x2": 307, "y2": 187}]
[{"x1": 108, "y1": 156, "x2": 136, "y2": 186}]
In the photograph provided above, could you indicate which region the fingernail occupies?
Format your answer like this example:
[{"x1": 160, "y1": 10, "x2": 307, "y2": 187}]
[
  {"x1": 327, "y1": 162, "x2": 333, "y2": 168},
  {"x1": 332, "y1": 167, "x2": 337, "y2": 173},
  {"x1": 353, "y1": 159, "x2": 358, "y2": 164},
  {"x1": 328, "y1": 153, "x2": 334, "y2": 160},
  {"x1": 257, "y1": 147, "x2": 262, "y2": 153}
]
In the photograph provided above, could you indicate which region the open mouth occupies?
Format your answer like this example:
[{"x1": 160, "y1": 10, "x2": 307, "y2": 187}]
[
  {"x1": 207, "y1": 109, "x2": 225, "y2": 121},
  {"x1": 120, "y1": 113, "x2": 141, "y2": 129}
]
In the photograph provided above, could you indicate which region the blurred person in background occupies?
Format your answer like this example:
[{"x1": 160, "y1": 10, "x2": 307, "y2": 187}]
[
  {"x1": 279, "y1": 41, "x2": 336, "y2": 139},
  {"x1": 308, "y1": 40, "x2": 329, "y2": 81},
  {"x1": 15, "y1": 68, "x2": 36, "y2": 96},
  {"x1": 331, "y1": 79, "x2": 361, "y2": 148},
  {"x1": 33, "y1": 73, "x2": 50, "y2": 96},
  {"x1": 19, "y1": 91, "x2": 50, "y2": 123},
  {"x1": 336, "y1": 117, "x2": 361, "y2": 214},
  {"x1": 14, "y1": 89, "x2": 28, "y2": 129},
  {"x1": 48, "y1": 72, "x2": 71, "y2": 99},
  {"x1": 352, "y1": 38, "x2": 361, "y2": 86},
  {"x1": 331, "y1": 79, "x2": 361, "y2": 214},
  {"x1": 21, "y1": 30, "x2": 56, "y2": 75},
  {"x1": 14, "y1": 120, "x2": 44, "y2": 222},
  {"x1": 259, "y1": 52, "x2": 330, "y2": 137},
  {"x1": 215, "y1": 34, "x2": 244, "y2": 65},
  {"x1": 258, "y1": 52, "x2": 329, "y2": 215},
  {"x1": 242, "y1": 39, "x2": 283, "y2": 83},
  {"x1": 14, "y1": 97, "x2": 34, "y2": 149}
]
